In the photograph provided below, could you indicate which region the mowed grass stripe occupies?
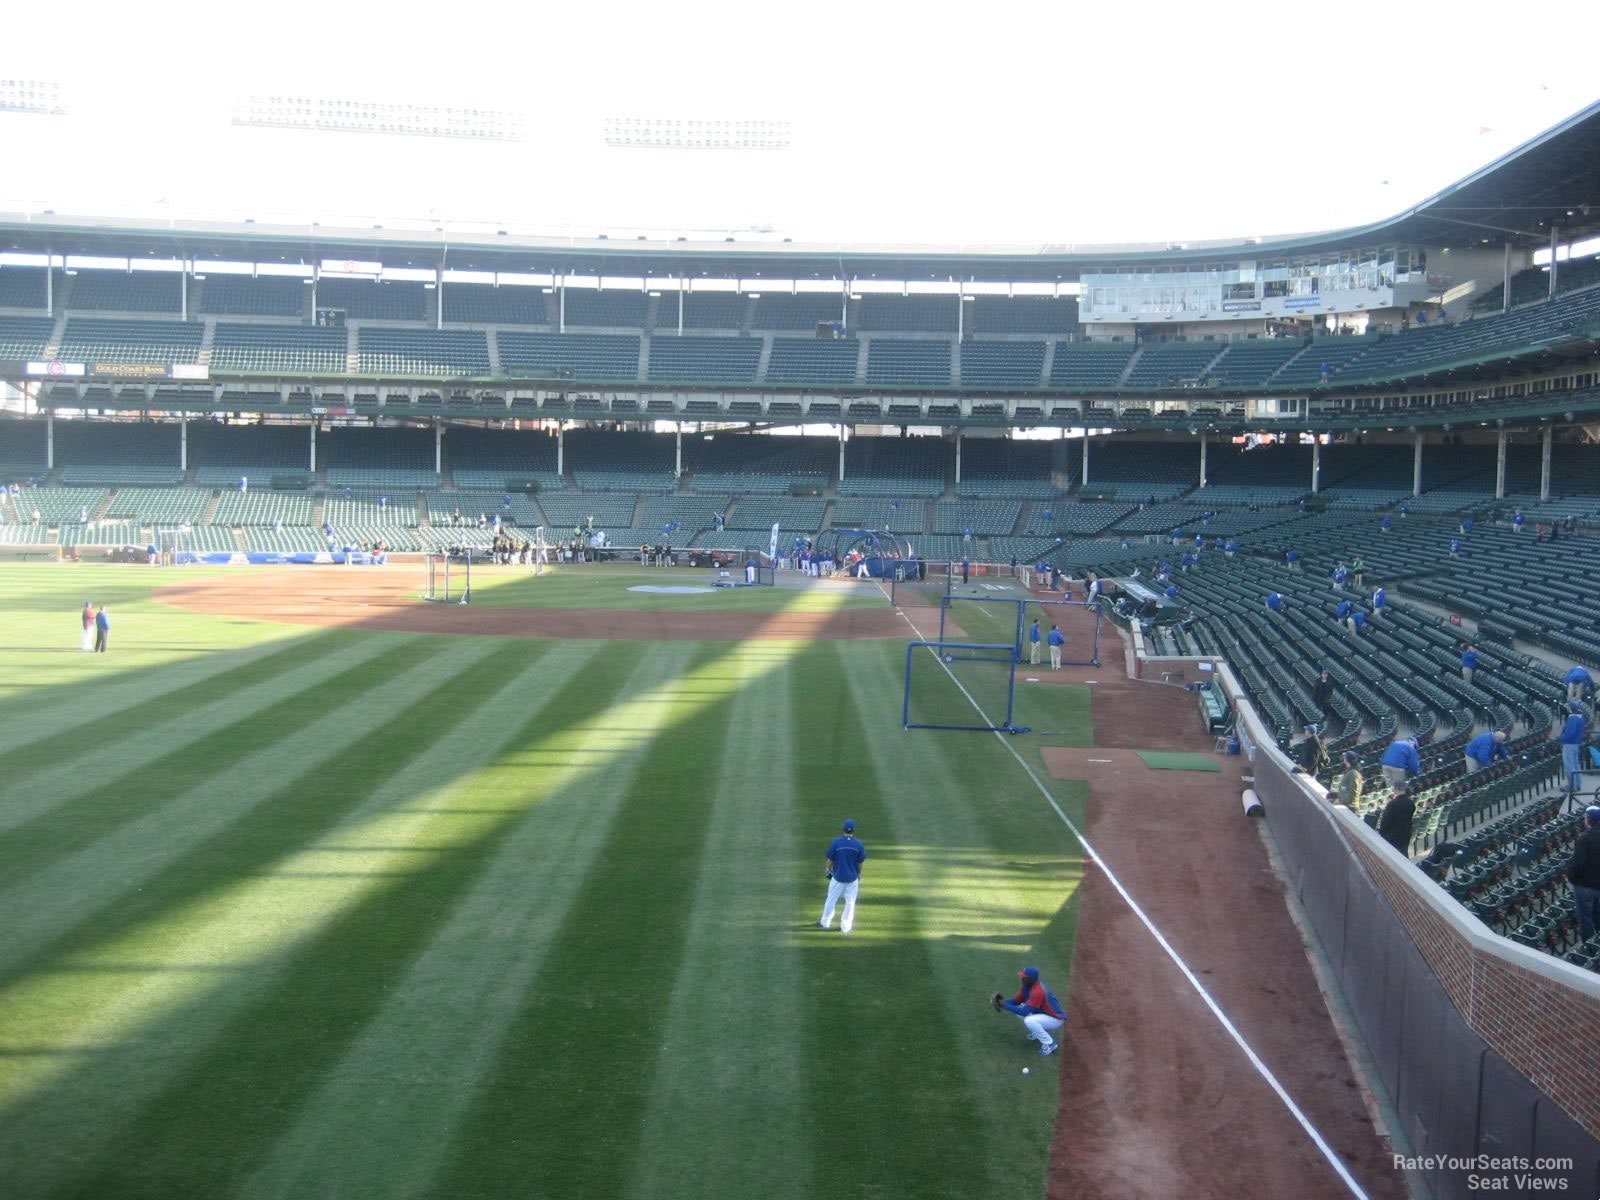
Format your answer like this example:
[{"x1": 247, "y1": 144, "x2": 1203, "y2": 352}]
[
  {"x1": 625, "y1": 641, "x2": 809, "y2": 1200},
  {"x1": 0, "y1": 630, "x2": 396, "y2": 844},
  {"x1": 0, "y1": 572, "x2": 301, "y2": 729},
  {"x1": 425, "y1": 639, "x2": 747, "y2": 1200},
  {"x1": 0, "y1": 634, "x2": 472, "y2": 982},
  {"x1": 0, "y1": 637, "x2": 583, "y2": 1198},
  {"x1": 0, "y1": 630, "x2": 361, "y2": 790},
  {"x1": 236, "y1": 640, "x2": 718, "y2": 1200},
  {"x1": 0, "y1": 623, "x2": 320, "y2": 761},
  {"x1": 839, "y1": 640, "x2": 1085, "y2": 1199},
  {"x1": 791, "y1": 640, "x2": 992, "y2": 1200},
  {"x1": 0, "y1": 631, "x2": 433, "y2": 897}
]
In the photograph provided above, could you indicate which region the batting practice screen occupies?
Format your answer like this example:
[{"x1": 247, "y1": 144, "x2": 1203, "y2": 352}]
[
  {"x1": 423, "y1": 553, "x2": 471, "y2": 603},
  {"x1": 902, "y1": 641, "x2": 1019, "y2": 733},
  {"x1": 940, "y1": 595, "x2": 1103, "y2": 668}
]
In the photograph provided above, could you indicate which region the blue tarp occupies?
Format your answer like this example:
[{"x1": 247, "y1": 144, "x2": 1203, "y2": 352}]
[{"x1": 177, "y1": 551, "x2": 387, "y2": 566}]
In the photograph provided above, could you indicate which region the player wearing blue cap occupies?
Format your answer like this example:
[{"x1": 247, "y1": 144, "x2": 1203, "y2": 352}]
[
  {"x1": 991, "y1": 965, "x2": 1066, "y2": 1055},
  {"x1": 1569, "y1": 806, "x2": 1600, "y2": 941},
  {"x1": 819, "y1": 819, "x2": 867, "y2": 934}
]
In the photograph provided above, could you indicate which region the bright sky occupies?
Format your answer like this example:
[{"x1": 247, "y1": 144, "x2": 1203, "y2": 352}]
[{"x1": 2, "y1": 1, "x2": 1597, "y2": 250}]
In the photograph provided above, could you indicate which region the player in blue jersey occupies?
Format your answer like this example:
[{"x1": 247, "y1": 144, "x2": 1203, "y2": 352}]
[{"x1": 819, "y1": 819, "x2": 867, "y2": 934}]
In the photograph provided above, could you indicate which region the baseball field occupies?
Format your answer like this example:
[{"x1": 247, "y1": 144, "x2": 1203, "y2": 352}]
[{"x1": 0, "y1": 562, "x2": 1094, "y2": 1200}]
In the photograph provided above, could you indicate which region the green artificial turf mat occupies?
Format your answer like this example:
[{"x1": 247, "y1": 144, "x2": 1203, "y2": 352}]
[{"x1": 1134, "y1": 750, "x2": 1221, "y2": 772}]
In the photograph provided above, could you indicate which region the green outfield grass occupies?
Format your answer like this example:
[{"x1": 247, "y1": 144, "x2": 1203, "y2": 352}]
[
  {"x1": 0, "y1": 564, "x2": 1089, "y2": 1200},
  {"x1": 459, "y1": 564, "x2": 887, "y2": 612}
]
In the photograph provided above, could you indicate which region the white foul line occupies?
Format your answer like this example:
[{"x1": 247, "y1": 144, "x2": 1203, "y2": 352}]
[{"x1": 886, "y1": 588, "x2": 1369, "y2": 1200}]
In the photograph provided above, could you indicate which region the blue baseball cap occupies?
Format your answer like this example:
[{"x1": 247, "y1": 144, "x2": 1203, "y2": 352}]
[
  {"x1": 842, "y1": 819, "x2": 855, "y2": 832},
  {"x1": 1585, "y1": 806, "x2": 1600, "y2": 823},
  {"x1": 1018, "y1": 966, "x2": 1040, "y2": 980}
]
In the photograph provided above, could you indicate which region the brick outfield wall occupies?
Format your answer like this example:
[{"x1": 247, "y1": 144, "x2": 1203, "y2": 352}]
[
  {"x1": 1344, "y1": 832, "x2": 1600, "y2": 1138},
  {"x1": 1206, "y1": 658, "x2": 1600, "y2": 1142}
]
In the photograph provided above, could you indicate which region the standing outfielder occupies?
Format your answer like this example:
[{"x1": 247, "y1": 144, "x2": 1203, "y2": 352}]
[
  {"x1": 992, "y1": 965, "x2": 1066, "y2": 1055},
  {"x1": 818, "y1": 819, "x2": 866, "y2": 934}
]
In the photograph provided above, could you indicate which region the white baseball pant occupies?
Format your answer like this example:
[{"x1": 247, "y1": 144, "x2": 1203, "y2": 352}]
[
  {"x1": 819, "y1": 877, "x2": 859, "y2": 932},
  {"x1": 1022, "y1": 1012, "x2": 1064, "y2": 1050}
]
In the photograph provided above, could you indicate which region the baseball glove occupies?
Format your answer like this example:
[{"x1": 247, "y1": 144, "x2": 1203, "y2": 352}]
[
  {"x1": 991, "y1": 992, "x2": 1005, "y2": 1012},
  {"x1": 825, "y1": 869, "x2": 833, "y2": 881}
]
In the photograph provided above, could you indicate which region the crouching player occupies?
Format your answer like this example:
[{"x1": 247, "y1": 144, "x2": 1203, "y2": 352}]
[{"x1": 992, "y1": 965, "x2": 1066, "y2": 1056}]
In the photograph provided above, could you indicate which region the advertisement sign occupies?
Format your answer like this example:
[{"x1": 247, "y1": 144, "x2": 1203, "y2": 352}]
[
  {"x1": 1283, "y1": 296, "x2": 1322, "y2": 310},
  {"x1": 92, "y1": 363, "x2": 167, "y2": 378},
  {"x1": 25, "y1": 360, "x2": 86, "y2": 377},
  {"x1": 1221, "y1": 301, "x2": 1262, "y2": 313}
]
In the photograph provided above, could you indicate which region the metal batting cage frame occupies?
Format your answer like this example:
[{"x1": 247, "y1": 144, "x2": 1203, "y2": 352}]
[
  {"x1": 940, "y1": 595, "x2": 1103, "y2": 668},
  {"x1": 813, "y1": 528, "x2": 915, "y2": 561},
  {"x1": 423, "y1": 551, "x2": 472, "y2": 604},
  {"x1": 740, "y1": 548, "x2": 778, "y2": 586},
  {"x1": 902, "y1": 641, "x2": 1022, "y2": 733},
  {"x1": 156, "y1": 527, "x2": 191, "y2": 567}
]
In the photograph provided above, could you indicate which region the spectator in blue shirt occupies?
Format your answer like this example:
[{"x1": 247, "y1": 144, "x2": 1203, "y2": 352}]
[
  {"x1": 1450, "y1": 537, "x2": 1462, "y2": 557},
  {"x1": 1028, "y1": 619, "x2": 1041, "y2": 666},
  {"x1": 819, "y1": 819, "x2": 867, "y2": 933},
  {"x1": 1566, "y1": 666, "x2": 1593, "y2": 702},
  {"x1": 1461, "y1": 645, "x2": 1480, "y2": 685},
  {"x1": 1224, "y1": 539, "x2": 1237, "y2": 558},
  {"x1": 1380, "y1": 515, "x2": 1392, "y2": 533},
  {"x1": 1331, "y1": 563, "x2": 1348, "y2": 587},
  {"x1": 1371, "y1": 586, "x2": 1386, "y2": 618},
  {"x1": 1512, "y1": 509, "x2": 1525, "y2": 533},
  {"x1": 1286, "y1": 549, "x2": 1300, "y2": 570},
  {"x1": 1459, "y1": 516, "x2": 1474, "y2": 535},
  {"x1": 1464, "y1": 730, "x2": 1508, "y2": 773},
  {"x1": 1348, "y1": 609, "x2": 1368, "y2": 636},
  {"x1": 1557, "y1": 703, "x2": 1588, "y2": 794},
  {"x1": 1335, "y1": 599, "x2": 1353, "y2": 623},
  {"x1": 1164, "y1": 583, "x2": 1180, "y2": 601},
  {"x1": 1265, "y1": 592, "x2": 1284, "y2": 612},
  {"x1": 1047, "y1": 625, "x2": 1065, "y2": 670},
  {"x1": 1379, "y1": 736, "x2": 1421, "y2": 790}
]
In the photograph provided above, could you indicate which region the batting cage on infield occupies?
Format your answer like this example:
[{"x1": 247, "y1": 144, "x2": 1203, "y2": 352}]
[
  {"x1": 422, "y1": 551, "x2": 472, "y2": 604},
  {"x1": 901, "y1": 641, "x2": 1022, "y2": 733}
]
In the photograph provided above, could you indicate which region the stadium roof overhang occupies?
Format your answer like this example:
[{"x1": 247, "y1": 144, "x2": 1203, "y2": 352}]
[{"x1": 2, "y1": 103, "x2": 1598, "y2": 281}]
